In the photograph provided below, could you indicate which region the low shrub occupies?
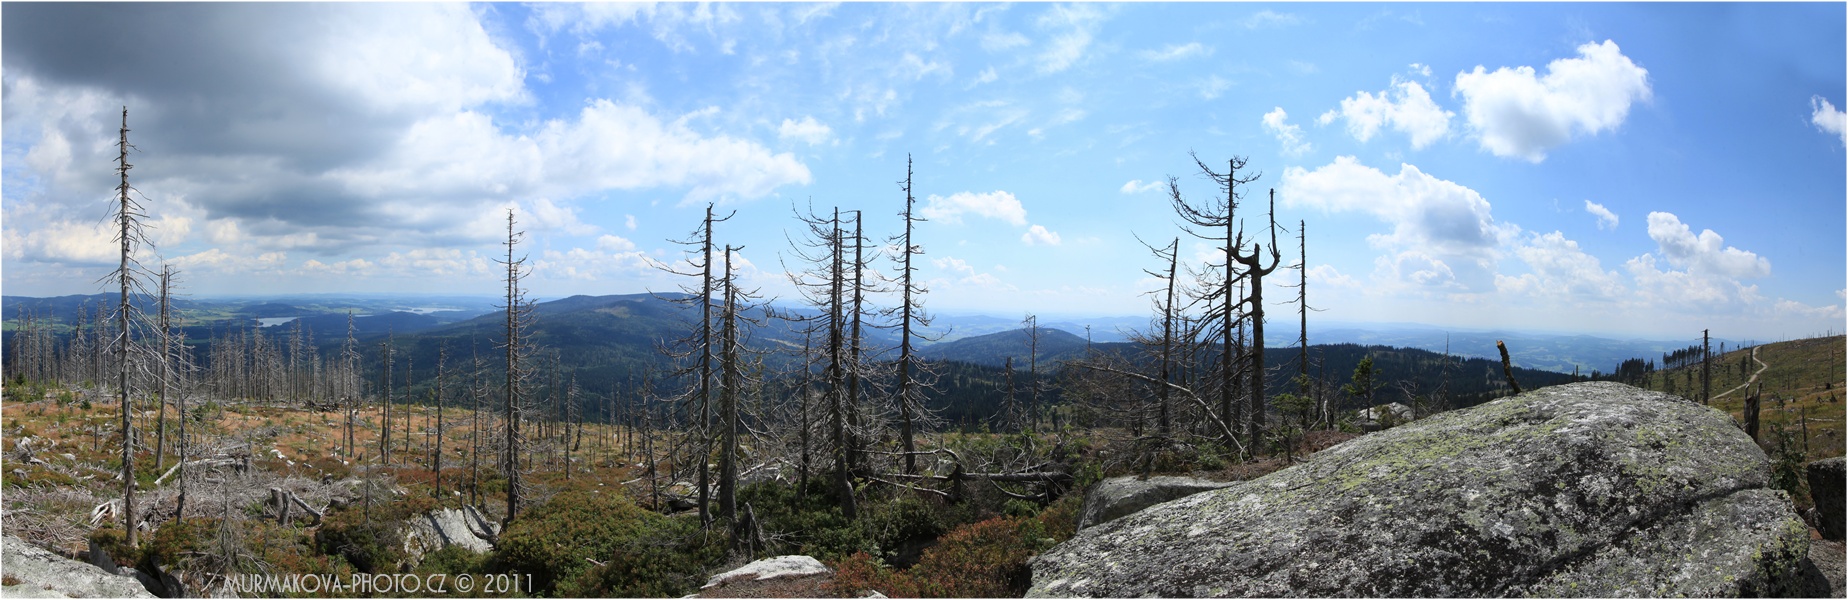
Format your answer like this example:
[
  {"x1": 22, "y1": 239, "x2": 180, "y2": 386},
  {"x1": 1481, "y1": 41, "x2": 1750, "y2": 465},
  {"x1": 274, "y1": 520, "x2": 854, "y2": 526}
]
[
  {"x1": 314, "y1": 507, "x2": 406, "y2": 573},
  {"x1": 829, "y1": 492, "x2": 1081, "y2": 598},
  {"x1": 492, "y1": 487, "x2": 723, "y2": 597}
]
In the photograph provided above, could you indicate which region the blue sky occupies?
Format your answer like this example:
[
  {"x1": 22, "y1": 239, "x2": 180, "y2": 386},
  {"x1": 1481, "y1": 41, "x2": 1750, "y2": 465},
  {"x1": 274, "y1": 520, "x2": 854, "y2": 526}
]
[{"x1": 3, "y1": 3, "x2": 1843, "y2": 341}]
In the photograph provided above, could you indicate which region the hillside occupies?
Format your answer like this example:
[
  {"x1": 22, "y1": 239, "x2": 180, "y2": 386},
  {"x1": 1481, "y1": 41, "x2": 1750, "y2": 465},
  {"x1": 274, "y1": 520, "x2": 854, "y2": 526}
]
[
  {"x1": 1638, "y1": 335, "x2": 1845, "y2": 464},
  {"x1": 916, "y1": 327, "x2": 1092, "y2": 367}
]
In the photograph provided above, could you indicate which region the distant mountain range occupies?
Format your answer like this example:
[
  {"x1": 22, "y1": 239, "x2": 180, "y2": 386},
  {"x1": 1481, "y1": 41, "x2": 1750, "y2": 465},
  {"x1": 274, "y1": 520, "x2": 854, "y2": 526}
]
[{"x1": 3, "y1": 293, "x2": 1720, "y2": 377}]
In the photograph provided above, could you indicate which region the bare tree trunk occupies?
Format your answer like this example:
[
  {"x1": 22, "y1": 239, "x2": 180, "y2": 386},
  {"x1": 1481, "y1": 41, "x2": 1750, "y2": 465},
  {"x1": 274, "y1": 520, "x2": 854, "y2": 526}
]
[{"x1": 113, "y1": 107, "x2": 142, "y2": 547}]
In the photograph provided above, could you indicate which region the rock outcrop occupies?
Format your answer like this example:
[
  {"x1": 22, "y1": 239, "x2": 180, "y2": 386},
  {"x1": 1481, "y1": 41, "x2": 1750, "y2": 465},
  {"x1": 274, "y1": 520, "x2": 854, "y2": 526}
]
[
  {"x1": 403, "y1": 506, "x2": 499, "y2": 563},
  {"x1": 1028, "y1": 382, "x2": 1810, "y2": 597},
  {"x1": 2, "y1": 535, "x2": 156, "y2": 598},
  {"x1": 1075, "y1": 476, "x2": 1238, "y2": 531},
  {"x1": 1809, "y1": 456, "x2": 1844, "y2": 540}
]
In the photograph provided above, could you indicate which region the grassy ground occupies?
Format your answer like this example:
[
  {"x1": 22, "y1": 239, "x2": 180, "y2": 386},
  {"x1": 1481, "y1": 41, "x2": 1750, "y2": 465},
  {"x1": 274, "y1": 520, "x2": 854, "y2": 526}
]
[{"x1": 1644, "y1": 335, "x2": 1847, "y2": 464}]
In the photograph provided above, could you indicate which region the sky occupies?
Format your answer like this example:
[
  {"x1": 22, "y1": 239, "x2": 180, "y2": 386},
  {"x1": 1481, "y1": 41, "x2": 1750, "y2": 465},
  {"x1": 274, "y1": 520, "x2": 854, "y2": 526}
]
[{"x1": 2, "y1": 2, "x2": 1844, "y2": 342}]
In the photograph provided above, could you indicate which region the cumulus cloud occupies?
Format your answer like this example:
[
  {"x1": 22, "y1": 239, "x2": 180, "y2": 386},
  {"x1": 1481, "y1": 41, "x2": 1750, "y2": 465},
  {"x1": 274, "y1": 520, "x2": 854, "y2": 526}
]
[
  {"x1": 1812, "y1": 96, "x2": 1847, "y2": 148},
  {"x1": 1501, "y1": 231, "x2": 1625, "y2": 300},
  {"x1": 1021, "y1": 224, "x2": 1062, "y2": 246},
  {"x1": 1616, "y1": 213, "x2": 1771, "y2": 311},
  {"x1": 921, "y1": 191, "x2": 1028, "y2": 225},
  {"x1": 1453, "y1": 40, "x2": 1652, "y2": 162},
  {"x1": 1643, "y1": 212, "x2": 1770, "y2": 279},
  {"x1": 778, "y1": 116, "x2": 835, "y2": 145},
  {"x1": 1282, "y1": 156, "x2": 1510, "y2": 291},
  {"x1": 596, "y1": 234, "x2": 637, "y2": 252},
  {"x1": 0, "y1": 3, "x2": 811, "y2": 271},
  {"x1": 1317, "y1": 78, "x2": 1452, "y2": 149},
  {"x1": 1262, "y1": 107, "x2": 1313, "y2": 157},
  {"x1": 1584, "y1": 200, "x2": 1619, "y2": 230}
]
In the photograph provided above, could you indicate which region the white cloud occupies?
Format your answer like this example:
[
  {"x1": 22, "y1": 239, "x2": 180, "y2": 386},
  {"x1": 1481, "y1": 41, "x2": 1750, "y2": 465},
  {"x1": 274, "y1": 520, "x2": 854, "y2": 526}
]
[
  {"x1": 1, "y1": 218, "x2": 118, "y2": 266},
  {"x1": 1643, "y1": 212, "x2": 1770, "y2": 279},
  {"x1": 1453, "y1": 40, "x2": 1651, "y2": 162},
  {"x1": 597, "y1": 234, "x2": 637, "y2": 252},
  {"x1": 1197, "y1": 76, "x2": 1232, "y2": 100},
  {"x1": 1240, "y1": 10, "x2": 1301, "y2": 29},
  {"x1": 981, "y1": 31, "x2": 1030, "y2": 52},
  {"x1": 301, "y1": 257, "x2": 375, "y2": 275},
  {"x1": 778, "y1": 116, "x2": 835, "y2": 145},
  {"x1": 899, "y1": 52, "x2": 952, "y2": 81},
  {"x1": 1119, "y1": 179, "x2": 1163, "y2": 194},
  {"x1": 1262, "y1": 107, "x2": 1314, "y2": 157},
  {"x1": 523, "y1": 197, "x2": 598, "y2": 235},
  {"x1": 1021, "y1": 224, "x2": 1062, "y2": 246},
  {"x1": 169, "y1": 248, "x2": 288, "y2": 274},
  {"x1": 921, "y1": 191, "x2": 1028, "y2": 225},
  {"x1": 336, "y1": 100, "x2": 813, "y2": 209},
  {"x1": 1282, "y1": 156, "x2": 1510, "y2": 291},
  {"x1": 1773, "y1": 298, "x2": 1845, "y2": 322},
  {"x1": 1318, "y1": 78, "x2": 1452, "y2": 149},
  {"x1": 1583, "y1": 200, "x2": 1619, "y2": 230},
  {"x1": 1306, "y1": 264, "x2": 1360, "y2": 290},
  {"x1": 625, "y1": 214, "x2": 638, "y2": 231},
  {"x1": 1812, "y1": 96, "x2": 1847, "y2": 148},
  {"x1": 1035, "y1": 4, "x2": 1106, "y2": 74},
  {"x1": 1140, "y1": 42, "x2": 1211, "y2": 62},
  {"x1": 934, "y1": 256, "x2": 976, "y2": 276},
  {"x1": 1503, "y1": 231, "x2": 1625, "y2": 300},
  {"x1": 974, "y1": 66, "x2": 999, "y2": 85},
  {"x1": 1616, "y1": 213, "x2": 1771, "y2": 311}
]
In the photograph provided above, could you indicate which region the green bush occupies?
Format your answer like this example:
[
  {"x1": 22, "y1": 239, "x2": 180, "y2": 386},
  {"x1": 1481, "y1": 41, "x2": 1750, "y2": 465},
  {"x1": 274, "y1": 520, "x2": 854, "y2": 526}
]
[
  {"x1": 492, "y1": 488, "x2": 722, "y2": 597},
  {"x1": 314, "y1": 508, "x2": 405, "y2": 573},
  {"x1": 829, "y1": 492, "x2": 1081, "y2": 598},
  {"x1": 87, "y1": 527, "x2": 139, "y2": 568},
  {"x1": 736, "y1": 478, "x2": 871, "y2": 561}
]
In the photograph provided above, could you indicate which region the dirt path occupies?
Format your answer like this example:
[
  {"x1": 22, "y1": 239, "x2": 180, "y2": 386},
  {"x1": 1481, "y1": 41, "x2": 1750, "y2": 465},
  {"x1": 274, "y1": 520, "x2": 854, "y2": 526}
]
[{"x1": 1709, "y1": 346, "x2": 1769, "y2": 402}]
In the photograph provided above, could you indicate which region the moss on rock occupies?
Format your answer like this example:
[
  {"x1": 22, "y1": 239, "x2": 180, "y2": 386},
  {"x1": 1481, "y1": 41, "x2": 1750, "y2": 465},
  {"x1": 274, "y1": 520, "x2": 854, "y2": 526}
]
[{"x1": 1027, "y1": 383, "x2": 1809, "y2": 597}]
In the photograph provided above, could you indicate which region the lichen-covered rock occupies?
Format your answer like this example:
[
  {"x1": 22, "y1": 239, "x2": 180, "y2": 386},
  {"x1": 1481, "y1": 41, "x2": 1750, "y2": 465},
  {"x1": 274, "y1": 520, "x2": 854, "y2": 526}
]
[
  {"x1": 1075, "y1": 476, "x2": 1238, "y2": 531},
  {"x1": 403, "y1": 506, "x2": 499, "y2": 563},
  {"x1": 2, "y1": 534, "x2": 156, "y2": 598},
  {"x1": 1809, "y1": 456, "x2": 1844, "y2": 540},
  {"x1": 1028, "y1": 382, "x2": 1809, "y2": 598}
]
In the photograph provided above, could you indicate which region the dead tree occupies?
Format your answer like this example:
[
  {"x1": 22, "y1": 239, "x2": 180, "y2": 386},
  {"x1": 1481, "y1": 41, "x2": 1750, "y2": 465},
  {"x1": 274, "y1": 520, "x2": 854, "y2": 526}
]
[
  {"x1": 716, "y1": 244, "x2": 770, "y2": 541},
  {"x1": 154, "y1": 266, "x2": 174, "y2": 472},
  {"x1": 433, "y1": 343, "x2": 447, "y2": 499},
  {"x1": 380, "y1": 337, "x2": 393, "y2": 464},
  {"x1": 1167, "y1": 152, "x2": 1262, "y2": 453},
  {"x1": 1232, "y1": 190, "x2": 1282, "y2": 445},
  {"x1": 108, "y1": 107, "x2": 157, "y2": 546},
  {"x1": 1023, "y1": 314, "x2": 1043, "y2": 433},
  {"x1": 496, "y1": 208, "x2": 537, "y2": 525},
  {"x1": 651, "y1": 203, "x2": 732, "y2": 528},
  {"x1": 781, "y1": 203, "x2": 858, "y2": 520},
  {"x1": 883, "y1": 155, "x2": 943, "y2": 474}
]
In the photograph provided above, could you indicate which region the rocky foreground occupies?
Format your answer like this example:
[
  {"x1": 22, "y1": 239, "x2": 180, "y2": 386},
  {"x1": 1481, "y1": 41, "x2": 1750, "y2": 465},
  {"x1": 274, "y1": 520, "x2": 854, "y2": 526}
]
[{"x1": 1029, "y1": 382, "x2": 1811, "y2": 597}]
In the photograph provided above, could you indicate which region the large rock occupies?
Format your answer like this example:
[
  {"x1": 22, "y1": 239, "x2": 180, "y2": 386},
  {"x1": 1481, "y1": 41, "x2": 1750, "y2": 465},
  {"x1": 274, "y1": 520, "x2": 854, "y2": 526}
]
[
  {"x1": 1809, "y1": 456, "x2": 1844, "y2": 540},
  {"x1": 1029, "y1": 383, "x2": 1810, "y2": 597},
  {"x1": 701, "y1": 555, "x2": 831, "y2": 589},
  {"x1": 2, "y1": 535, "x2": 156, "y2": 598},
  {"x1": 1075, "y1": 476, "x2": 1238, "y2": 531},
  {"x1": 403, "y1": 506, "x2": 500, "y2": 563}
]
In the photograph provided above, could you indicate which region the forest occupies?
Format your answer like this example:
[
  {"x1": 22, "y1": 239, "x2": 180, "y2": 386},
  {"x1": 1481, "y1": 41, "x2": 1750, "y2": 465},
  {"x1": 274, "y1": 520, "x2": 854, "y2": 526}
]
[{"x1": 3, "y1": 112, "x2": 1837, "y2": 598}]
